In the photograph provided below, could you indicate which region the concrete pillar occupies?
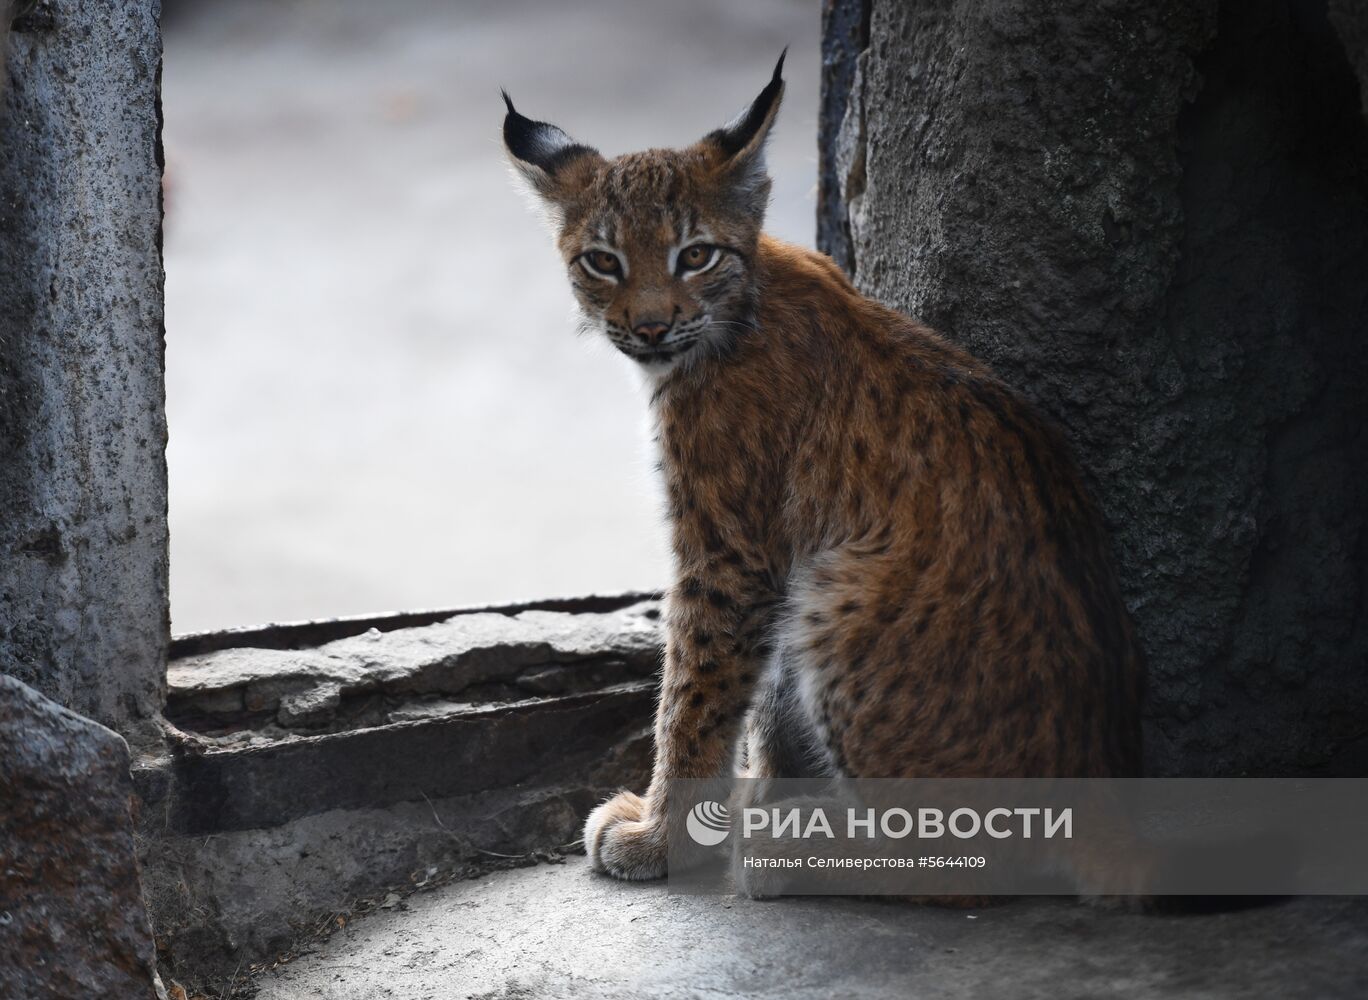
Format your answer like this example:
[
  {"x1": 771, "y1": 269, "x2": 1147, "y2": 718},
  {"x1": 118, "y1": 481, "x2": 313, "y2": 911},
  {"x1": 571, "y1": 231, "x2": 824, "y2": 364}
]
[{"x1": 0, "y1": 0, "x2": 168, "y2": 741}]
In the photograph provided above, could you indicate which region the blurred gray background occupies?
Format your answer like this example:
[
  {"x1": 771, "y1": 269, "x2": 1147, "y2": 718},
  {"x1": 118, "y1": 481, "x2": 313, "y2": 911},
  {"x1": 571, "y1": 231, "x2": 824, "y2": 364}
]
[{"x1": 162, "y1": 0, "x2": 820, "y2": 632}]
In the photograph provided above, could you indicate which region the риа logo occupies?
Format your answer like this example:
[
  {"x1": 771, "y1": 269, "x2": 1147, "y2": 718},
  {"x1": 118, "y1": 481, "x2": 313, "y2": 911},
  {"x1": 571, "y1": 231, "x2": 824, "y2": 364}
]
[{"x1": 686, "y1": 801, "x2": 731, "y2": 846}]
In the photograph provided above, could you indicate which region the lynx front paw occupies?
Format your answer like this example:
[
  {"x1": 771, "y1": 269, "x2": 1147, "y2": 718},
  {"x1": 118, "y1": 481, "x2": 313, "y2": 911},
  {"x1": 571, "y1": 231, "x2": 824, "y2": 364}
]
[{"x1": 584, "y1": 790, "x2": 668, "y2": 881}]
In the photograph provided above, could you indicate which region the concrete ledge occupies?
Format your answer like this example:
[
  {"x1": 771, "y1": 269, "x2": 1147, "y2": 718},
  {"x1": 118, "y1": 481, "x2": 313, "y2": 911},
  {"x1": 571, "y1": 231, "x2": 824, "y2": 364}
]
[
  {"x1": 146, "y1": 683, "x2": 654, "y2": 836},
  {"x1": 255, "y1": 857, "x2": 1368, "y2": 999},
  {"x1": 165, "y1": 599, "x2": 661, "y2": 737},
  {"x1": 168, "y1": 591, "x2": 660, "y2": 658},
  {"x1": 139, "y1": 596, "x2": 663, "y2": 993}
]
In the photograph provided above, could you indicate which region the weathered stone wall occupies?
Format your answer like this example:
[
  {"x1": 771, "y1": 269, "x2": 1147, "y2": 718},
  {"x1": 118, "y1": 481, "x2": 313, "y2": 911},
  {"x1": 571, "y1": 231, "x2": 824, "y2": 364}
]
[
  {"x1": 0, "y1": 0, "x2": 168, "y2": 740},
  {"x1": 820, "y1": 0, "x2": 1368, "y2": 776},
  {"x1": 1328, "y1": 1, "x2": 1368, "y2": 114},
  {"x1": 0, "y1": 674, "x2": 162, "y2": 998}
]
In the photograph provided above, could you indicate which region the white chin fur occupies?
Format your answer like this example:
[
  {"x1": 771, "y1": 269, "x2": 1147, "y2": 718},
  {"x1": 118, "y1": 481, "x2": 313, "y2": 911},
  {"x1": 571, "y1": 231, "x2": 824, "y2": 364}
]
[{"x1": 635, "y1": 354, "x2": 684, "y2": 386}]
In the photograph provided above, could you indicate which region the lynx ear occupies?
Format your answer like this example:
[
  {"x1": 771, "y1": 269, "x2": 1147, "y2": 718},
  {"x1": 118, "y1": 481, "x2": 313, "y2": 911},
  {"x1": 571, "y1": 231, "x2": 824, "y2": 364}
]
[
  {"x1": 502, "y1": 92, "x2": 602, "y2": 205},
  {"x1": 700, "y1": 51, "x2": 785, "y2": 213}
]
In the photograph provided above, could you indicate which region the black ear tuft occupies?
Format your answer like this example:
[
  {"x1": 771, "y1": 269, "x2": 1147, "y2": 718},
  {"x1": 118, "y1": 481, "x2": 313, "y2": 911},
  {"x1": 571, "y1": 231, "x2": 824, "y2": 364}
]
[
  {"x1": 706, "y1": 50, "x2": 786, "y2": 160},
  {"x1": 501, "y1": 93, "x2": 599, "y2": 177}
]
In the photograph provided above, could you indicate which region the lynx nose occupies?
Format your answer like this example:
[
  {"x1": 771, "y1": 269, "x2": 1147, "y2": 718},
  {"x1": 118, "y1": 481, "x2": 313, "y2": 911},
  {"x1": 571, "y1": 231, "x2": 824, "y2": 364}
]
[{"x1": 632, "y1": 321, "x2": 671, "y2": 347}]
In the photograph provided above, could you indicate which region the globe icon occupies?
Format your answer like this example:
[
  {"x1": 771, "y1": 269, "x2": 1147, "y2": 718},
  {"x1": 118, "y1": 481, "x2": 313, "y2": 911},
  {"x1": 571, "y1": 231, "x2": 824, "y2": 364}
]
[{"x1": 686, "y1": 800, "x2": 731, "y2": 846}]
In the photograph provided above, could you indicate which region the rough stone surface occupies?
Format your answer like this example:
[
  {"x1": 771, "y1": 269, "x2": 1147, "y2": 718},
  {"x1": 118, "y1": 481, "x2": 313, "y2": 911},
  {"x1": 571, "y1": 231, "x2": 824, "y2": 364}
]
[
  {"x1": 138, "y1": 681, "x2": 655, "y2": 992},
  {"x1": 136, "y1": 601, "x2": 665, "y2": 989},
  {"x1": 0, "y1": 0, "x2": 168, "y2": 740},
  {"x1": 1328, "y1": 1, "x2": 1368, "y2": 116},
  {"x1": 255, "y1": 857, "x2": 1368, "y2": 999},
  {"x1": 816, "y1": 0, "x2": 870, "y2": 272},
  {"x1": 167, "y1": 602, "x2": 662, "y2": 732},
  {"x1": 821, "y1": 0, "x2": 1368, "y2": 776},
  {"x1": 140, "y1": 743, "x2": 654, "y2": 995},
  {"x1": 0, "y1": 675, "x2": 161, "y2": 999},
  {"x1": 154, "y1": 681, "x2": 656, "y2": 836}
]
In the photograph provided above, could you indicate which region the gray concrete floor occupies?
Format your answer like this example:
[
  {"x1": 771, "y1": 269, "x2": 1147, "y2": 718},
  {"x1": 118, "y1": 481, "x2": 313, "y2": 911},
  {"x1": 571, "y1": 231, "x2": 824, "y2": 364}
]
[
  {"x1": 256, "y1": 858, "x2": 1368, "y2": 999},
  {"x1": 161, "y1": 0, "x2": 819, "y2": 632}
]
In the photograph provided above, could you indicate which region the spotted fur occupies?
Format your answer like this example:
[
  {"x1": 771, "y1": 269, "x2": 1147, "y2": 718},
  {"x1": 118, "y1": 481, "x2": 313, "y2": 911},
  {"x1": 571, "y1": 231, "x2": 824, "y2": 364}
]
[{"x1": 506, "y1": 56, "x2": 1143, "y2": 884}]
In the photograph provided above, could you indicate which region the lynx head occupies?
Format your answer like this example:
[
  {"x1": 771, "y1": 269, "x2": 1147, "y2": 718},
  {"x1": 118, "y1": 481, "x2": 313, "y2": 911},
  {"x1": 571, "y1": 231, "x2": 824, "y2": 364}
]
[{"x1": 503, "y1": 54, "x2": 785, "y2": 375}]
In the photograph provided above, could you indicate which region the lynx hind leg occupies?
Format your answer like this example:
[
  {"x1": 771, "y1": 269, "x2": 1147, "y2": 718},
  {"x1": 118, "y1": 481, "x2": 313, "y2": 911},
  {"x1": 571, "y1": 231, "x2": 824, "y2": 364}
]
[
  {"x1": 732, "y1": 642, "x2": 849, "y2": 899},
  {"x1": 786, "y1": 543, "x2": 980, "y2": 781},
  {"x1": 733, "y1": 649, "x2": 832, "y2": 843},
  {"x1": 735, "y1": 616, "x2": 1002, "y2": 905},
  {"x1": 781, "y1": 549, "x2": 895, "y2": 780},
  {"x1": 741, "y1": 647, "x2": 832, "y2": 783}
]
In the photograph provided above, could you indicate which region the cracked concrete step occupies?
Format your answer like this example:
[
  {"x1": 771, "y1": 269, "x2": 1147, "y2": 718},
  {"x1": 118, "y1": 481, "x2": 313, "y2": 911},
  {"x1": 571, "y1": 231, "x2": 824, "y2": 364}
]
[
  {"x1": 254, "y1": 857, "x2": 1368, "y2": 999},
  {"x1": 167, "y1": 600, "x2": 663, "y2": 735}
]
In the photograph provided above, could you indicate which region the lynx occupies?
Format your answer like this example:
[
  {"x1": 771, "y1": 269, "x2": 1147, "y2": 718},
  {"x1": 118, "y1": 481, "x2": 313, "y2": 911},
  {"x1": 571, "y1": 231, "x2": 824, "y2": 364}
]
[{"x1": 503, "y1": 54, "x2": 1143, "y2": 888}]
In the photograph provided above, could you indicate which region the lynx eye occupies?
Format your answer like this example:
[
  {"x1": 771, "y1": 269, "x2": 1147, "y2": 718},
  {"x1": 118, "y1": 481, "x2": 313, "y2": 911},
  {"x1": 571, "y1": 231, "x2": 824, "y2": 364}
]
[
  {"x1": 677, "y1": 243, "x2": 718, "y2": 275},
  {"x1": 581, "y1": 250, "x2": 623, "y2": 279}
]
